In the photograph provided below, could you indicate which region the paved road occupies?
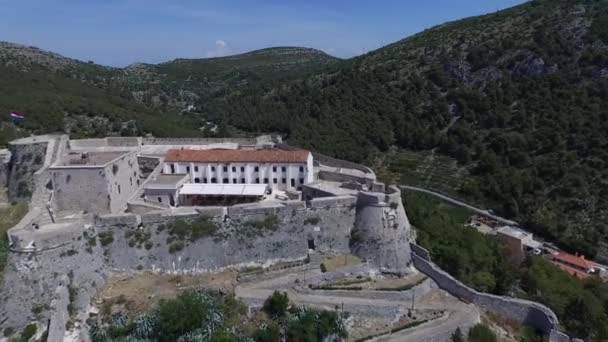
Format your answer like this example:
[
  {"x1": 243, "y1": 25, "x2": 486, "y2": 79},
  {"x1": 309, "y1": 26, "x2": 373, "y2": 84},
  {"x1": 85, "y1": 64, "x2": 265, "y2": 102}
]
[
  {"x1": 235, "y1": 269, "x2": 480, "y2": 341},
  {"x1": 399, "y1": 185, "x2": 519, "y2": 226}
]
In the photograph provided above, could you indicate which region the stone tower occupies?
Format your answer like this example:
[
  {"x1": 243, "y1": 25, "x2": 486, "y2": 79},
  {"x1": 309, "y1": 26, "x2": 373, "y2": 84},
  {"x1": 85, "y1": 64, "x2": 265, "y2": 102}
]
[{"x1": 351, "y1": 185, "x2": 412, "y2": 275}]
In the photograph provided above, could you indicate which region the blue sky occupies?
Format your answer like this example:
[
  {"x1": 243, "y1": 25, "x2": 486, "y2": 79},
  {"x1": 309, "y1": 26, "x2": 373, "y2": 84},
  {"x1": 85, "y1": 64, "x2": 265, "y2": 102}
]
[{"x1": 0, "y1": 0, "x2": 526, "y2": 67}]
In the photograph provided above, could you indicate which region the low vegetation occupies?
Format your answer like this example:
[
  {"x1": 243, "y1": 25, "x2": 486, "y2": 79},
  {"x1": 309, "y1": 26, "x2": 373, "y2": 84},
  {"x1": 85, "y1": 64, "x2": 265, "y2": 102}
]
[
  {"x1": 89, "y1": 290, "x2": 346, "y2": 342},
  {"x1": 167, "y1": 216, "x2": 219, "y2": 242},
  {"x1": 244, "y1": 214, "x2": 279, "y2": 233}
]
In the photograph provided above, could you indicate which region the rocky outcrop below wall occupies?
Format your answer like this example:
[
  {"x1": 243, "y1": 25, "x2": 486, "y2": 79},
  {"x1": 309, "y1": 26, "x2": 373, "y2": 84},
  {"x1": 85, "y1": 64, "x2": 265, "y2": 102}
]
[
  {"x1": 46, "y1": 276, "x2": 71, "y2": 342},
  {"x1": 411, "y1": 244, "x2": 573, "y2": 341},
  {"x1": 95, "y1": 198, "x2": 356, "y2": 273},
  {"x1": 0, "y1": 225, "x2": 107, "y2": 333},
  {"x1": 7, "y1": 141, "x2": 47, "y2": 203},
  {"x1": 351, "y1": 186, "x2": 412, "y2": 275}
]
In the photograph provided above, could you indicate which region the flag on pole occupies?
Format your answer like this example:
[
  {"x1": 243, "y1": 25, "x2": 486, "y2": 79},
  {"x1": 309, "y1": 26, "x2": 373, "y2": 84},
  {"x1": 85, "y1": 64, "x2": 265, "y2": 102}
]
[{"x1": 9, "y1": 112, "x2": 26, "y2": 120}]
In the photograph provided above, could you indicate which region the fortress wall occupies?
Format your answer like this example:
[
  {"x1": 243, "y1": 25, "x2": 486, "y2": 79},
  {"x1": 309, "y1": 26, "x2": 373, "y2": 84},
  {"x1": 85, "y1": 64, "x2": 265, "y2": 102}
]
[
  {"x1": 127, "y1": 202, "x2": 167, "y2": 215},
  {"x1": 309, "y1": 195, "x2": 357, "y2": 209},
  {"x1": 411, "y1": 245, "x2": 561, "y2": 336},
  {"x1": 317, "y1": 170, "x2": 372, "y2": 186},
  {"x1": 7, "y1": 142, "x2": 47, "y2": 203},
  {"x1": 68, "y1": 138, "x2": 109, "y2": 150},
  {"x1": 96, "y1": 213, "x2": 138, "y2": 227},
  {"x1": 311, "y1": 152, "x2": 375, "y2": 175},
  {"x1": 106, "y1": 137, "x2": 141, "y2": 147},
  {"x1": 104, "y1": 152, "x2": 141, "y2": 213},
  {"x1": 351, "y1": 188, "x2": 412, "y2": 275},
  {"x1": 96, "y1": 203, "x2": 354, "y2": 273},
  {"x1": 141, "y1": 137, "x2": 256, "y2": 146}
]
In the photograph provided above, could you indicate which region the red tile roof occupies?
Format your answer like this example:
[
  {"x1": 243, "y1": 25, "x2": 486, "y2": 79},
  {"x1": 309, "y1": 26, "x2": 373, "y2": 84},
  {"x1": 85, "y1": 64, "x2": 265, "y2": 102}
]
[
  {"x1": 552, "y1": 262, "x2": 591, "y2": 279},
  {"x1": 165, "y1": 149, "x2": 310, "y2": 163},
  {"x1": 553, "y1": 252, "x2": 594, "y2": 270}
]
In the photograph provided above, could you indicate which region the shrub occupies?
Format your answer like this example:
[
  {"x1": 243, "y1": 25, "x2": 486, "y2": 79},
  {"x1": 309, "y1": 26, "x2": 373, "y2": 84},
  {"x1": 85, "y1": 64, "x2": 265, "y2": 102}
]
[
  {"x1": 98, "y1": 231, "x2": 114, "y2": 247},
  {"x1": 144, "y1": 241, "x2": 153, "y2": 250},
  {"x1": 168, "y1": 241, "x2": 184, "y2": 254},
  {"x1": 20, "y1": 323, "x2": 37, "y2": 341},
  {"x1": 156, "y1": 291, "x2": 217, "y2": 341},
  {"x1": 263, "y1": 291, "x2": 289, "y2": 318},
  {"x1": 303, "y1": 216, "x2": 321, "y2": 225},
  {"x1": 3, "y1": 327, "x2": 14, "y2": 337},
  {"x1": 254, "y1": 321, "x2": 281, "y2": 342},
  {"x1": 320, "y1": 263, "x2": 327, "y2": 273}
]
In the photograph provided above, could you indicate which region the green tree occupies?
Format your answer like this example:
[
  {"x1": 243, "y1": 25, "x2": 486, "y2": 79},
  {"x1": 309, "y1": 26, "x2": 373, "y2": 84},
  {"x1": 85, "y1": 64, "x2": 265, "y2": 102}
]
[{"x1": 263, "y1": 291, "x2": 289, "y2": 318}]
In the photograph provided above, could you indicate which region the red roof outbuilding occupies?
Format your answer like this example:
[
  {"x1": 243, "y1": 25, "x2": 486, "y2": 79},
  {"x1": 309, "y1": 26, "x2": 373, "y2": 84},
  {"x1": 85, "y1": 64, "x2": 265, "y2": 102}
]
[{"x1": 553, "y1": 252, "x2": 594, "y2": 270}]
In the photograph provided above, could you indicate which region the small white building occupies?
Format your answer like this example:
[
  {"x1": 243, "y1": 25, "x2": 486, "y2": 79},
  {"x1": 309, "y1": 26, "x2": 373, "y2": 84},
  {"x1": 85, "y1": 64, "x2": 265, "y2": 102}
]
[{"x1": 162, "y1": 148, "x2": 314, "y2": 192}]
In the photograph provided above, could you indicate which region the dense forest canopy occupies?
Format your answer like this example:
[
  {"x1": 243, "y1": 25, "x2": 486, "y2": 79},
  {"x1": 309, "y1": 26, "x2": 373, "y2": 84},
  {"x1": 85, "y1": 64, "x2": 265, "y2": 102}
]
[{"x1": 2, "y1": 0, "x2": 608, "y2": 259}]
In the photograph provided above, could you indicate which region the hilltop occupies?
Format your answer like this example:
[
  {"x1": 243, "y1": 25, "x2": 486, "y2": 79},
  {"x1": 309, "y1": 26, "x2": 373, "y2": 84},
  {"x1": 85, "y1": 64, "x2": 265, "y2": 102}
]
[{"x1": 2, "y1": 0, "x2": 608, "y2": 259}]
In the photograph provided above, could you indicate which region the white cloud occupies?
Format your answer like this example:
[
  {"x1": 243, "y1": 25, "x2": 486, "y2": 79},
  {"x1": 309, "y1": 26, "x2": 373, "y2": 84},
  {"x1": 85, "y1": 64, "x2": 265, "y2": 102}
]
[{"x1": 206, "y1": 40, "x2": 228, "y2": 57}]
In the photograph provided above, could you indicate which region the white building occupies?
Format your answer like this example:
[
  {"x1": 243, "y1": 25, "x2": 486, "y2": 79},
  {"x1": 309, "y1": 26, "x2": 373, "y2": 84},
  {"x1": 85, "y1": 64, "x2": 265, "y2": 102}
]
[{"x1": 162, "y1": 149, "x2": 314, "y2": 192}]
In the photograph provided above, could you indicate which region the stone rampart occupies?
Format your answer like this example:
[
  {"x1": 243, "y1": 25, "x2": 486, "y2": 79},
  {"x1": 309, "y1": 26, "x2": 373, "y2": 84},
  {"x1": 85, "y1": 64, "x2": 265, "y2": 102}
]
[
  {"x1": 411, "y1": 245, "x2": 561, "y2": 336},
  {"x1": 68, "y1": 138, "x2": 107, "y2": 149},
  {"x1": 95, "y1": 201, "x2": 354, "y2": 273},
  {"x1": 311, "y1": 152, "x2": 374, "y2": 175},
  {"x1": 7, "y1": 142, "x2": 47, "y2": 203},
  {"x1": 96, "y1": 213, "x2": 138, "y2": 227},
  {"x1": 142, "y1": 137, "x2": 256, "y2": 146},
  {"x1": 309, "y1": 195, "x2": 357, "y2": 209},
  {"x1": 317, "y1": 170, "x2": 372, "y2": 187},
  {"x1": 351, "y1": 187, "x2": 412, "y2": 275},
  {"x1": 106, "y1": 137, "x2": 141, "y2": 147}
]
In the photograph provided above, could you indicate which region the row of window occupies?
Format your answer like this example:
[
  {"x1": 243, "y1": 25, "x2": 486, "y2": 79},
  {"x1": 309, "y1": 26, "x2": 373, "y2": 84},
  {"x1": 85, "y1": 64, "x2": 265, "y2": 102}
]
[
  {"x1": 172, "y1": 164, "x2": 305, "y2": 173},
  {"x1": 193, "y1": 177, "x2": 304, "y2": 186}
]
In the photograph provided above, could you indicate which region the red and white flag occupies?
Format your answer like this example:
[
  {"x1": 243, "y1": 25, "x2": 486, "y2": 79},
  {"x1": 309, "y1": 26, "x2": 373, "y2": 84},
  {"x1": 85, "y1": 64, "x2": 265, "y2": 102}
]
[{"x1": 9, "y1": 112, "x2": 25, "y2": 120}]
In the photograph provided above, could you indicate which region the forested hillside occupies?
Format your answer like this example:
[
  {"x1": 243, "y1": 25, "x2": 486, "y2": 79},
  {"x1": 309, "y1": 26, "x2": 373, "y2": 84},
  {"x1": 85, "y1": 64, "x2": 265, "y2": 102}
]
[
  {"x1": 2, "y1": 0, "x2": 608, "y2": 259},
  {"x1": 0, "y1": 44, "x2": 337, "y2": 142},
  {"x1": 204, "y1": 0, "x2": 608, "y2": 259}
]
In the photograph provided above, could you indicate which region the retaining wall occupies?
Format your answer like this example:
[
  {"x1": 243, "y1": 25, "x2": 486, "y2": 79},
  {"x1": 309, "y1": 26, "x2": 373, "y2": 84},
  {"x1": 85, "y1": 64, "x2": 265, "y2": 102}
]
[{"x1": 411, "y1": 244, "x2": 562, "y2": 337}]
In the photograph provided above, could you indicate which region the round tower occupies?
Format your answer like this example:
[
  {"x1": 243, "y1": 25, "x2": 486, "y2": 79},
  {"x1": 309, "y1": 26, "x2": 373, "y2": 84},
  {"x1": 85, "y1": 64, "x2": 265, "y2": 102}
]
[{"x1": 351, "y1": 185, "x2": 412, "y2": 275}]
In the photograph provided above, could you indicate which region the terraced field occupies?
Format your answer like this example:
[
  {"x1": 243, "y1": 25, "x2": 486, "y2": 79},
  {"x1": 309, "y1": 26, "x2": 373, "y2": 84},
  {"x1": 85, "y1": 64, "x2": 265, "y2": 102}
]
[{"x1": 375, "y1": 149, "x2": 472, "y2": 202}]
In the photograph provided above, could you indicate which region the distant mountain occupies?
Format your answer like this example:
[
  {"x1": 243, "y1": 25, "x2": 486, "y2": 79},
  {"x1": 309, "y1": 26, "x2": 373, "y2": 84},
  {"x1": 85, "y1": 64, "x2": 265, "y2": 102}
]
[{"x1": 2, "y1": 0, "x2": 608, "y2": 259}]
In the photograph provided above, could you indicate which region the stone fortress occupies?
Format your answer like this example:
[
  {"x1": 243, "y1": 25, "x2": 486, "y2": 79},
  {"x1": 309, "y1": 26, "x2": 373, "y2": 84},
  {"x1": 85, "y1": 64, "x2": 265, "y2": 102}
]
[{"x1": 0, "y1": 135, "x2": 572, "y2": 341}]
